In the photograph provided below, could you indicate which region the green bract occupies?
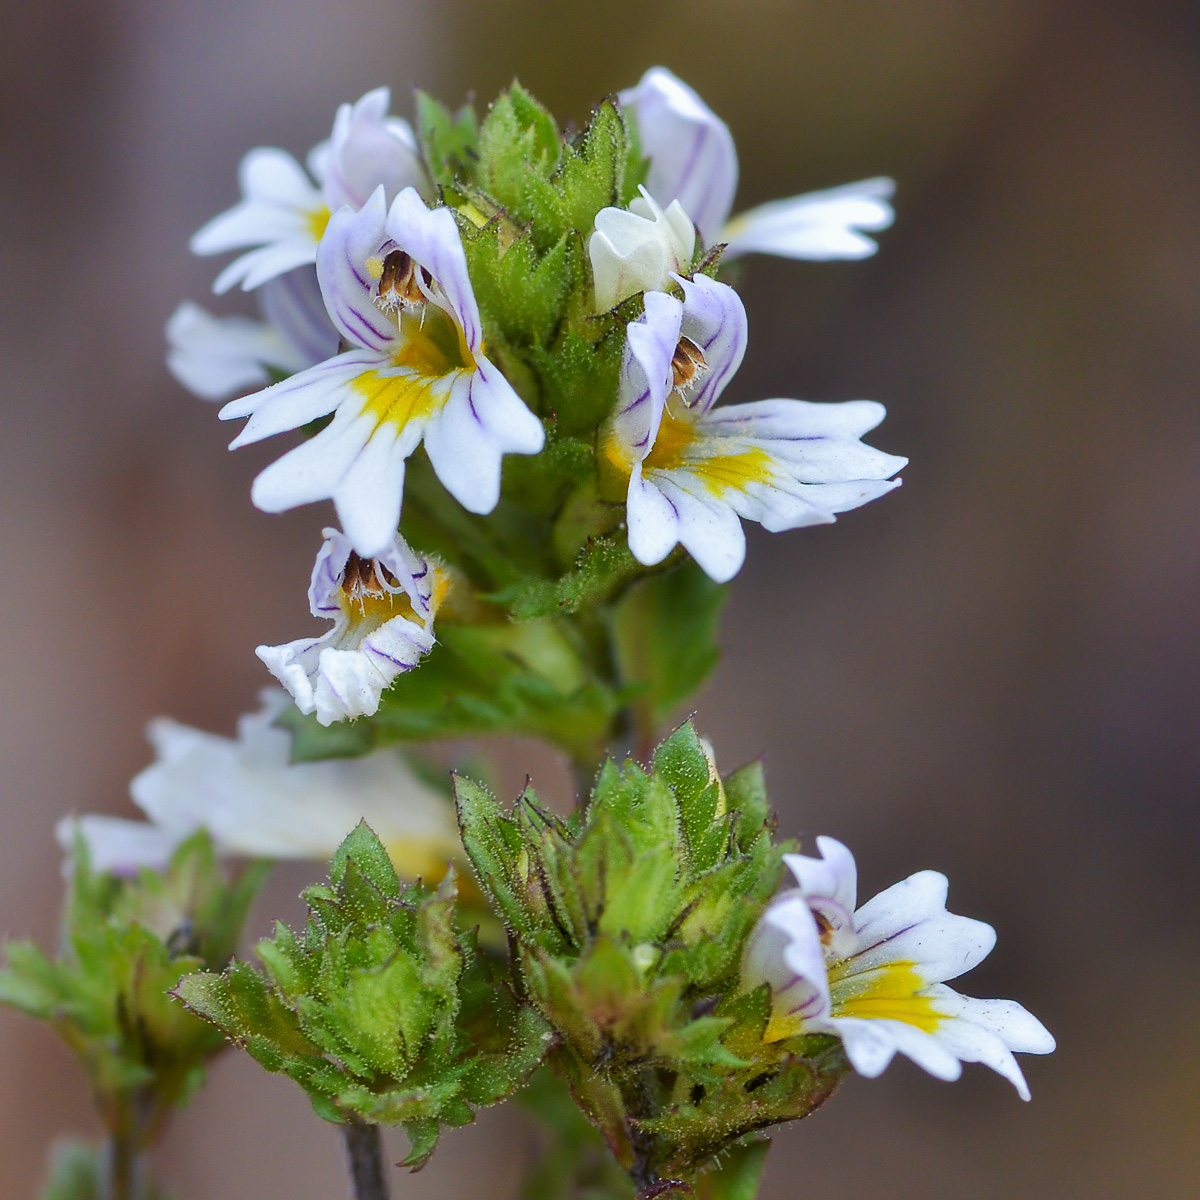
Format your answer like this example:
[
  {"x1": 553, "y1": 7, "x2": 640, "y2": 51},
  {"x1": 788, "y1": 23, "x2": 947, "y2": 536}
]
[
  {"x1": 455, "y1": 723, "x2": 848, "y2": 1195},
  {"x1": 175, "y1": 823, "x2": 550, "y2": 1167},
  {"x1": 0, "y1": 834, "x2": 266, "y2": 1198}
]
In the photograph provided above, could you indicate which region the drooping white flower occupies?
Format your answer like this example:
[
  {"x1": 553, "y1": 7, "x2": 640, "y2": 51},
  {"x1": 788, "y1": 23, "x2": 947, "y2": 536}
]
[
  {"x1": 56, "y1": 692, "x2": 462, "y2": 880},
  {"x1": 619, "y1": 67, "x2": 894, "y2": 260},
  {"x1": 743, "y1": 836, "x2": 1056, "y2": 1099},
  {"x1": 166, "y1": 269, "x2": 339, "y2": 401},
  {"x1": 589, "y1": 186, "x2": 696, "y2": 312},
  {"x1": 603, "y1": 273, "x2": 905, "y2": 582},
  {"x1": 220, "y1": 187, "x2": 545, "y2": 556},
  {"x1": 258, "y1": 527, "x2": 448, "y2": 726},
  {"x1": 191, "y1": 87, "x2": 427, "y2": 294}
]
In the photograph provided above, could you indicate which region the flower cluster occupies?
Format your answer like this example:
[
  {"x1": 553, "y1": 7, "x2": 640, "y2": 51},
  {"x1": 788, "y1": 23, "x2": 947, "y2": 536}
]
[
  {"x1": 0, "y1": 67, "x2": 1056, "y2": 1200},
  {"x1": 170, "y1": 68, "x2": 905, "y2": 721}
]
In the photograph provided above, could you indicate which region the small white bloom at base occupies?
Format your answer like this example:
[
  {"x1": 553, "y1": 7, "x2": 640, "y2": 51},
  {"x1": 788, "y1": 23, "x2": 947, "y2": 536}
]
[
  {"x1": 258, "y1": 527, "x2": 448, "y2": 726},
  {"x1": 590, "y1": 187, "x2": 696, "y2": 312},
  {"x1": 57, "y1": 691, "x2": 461, "y2": 881},
  {"x1": 742, "y1": 835, "x2": 1056, "y2": 1099}
]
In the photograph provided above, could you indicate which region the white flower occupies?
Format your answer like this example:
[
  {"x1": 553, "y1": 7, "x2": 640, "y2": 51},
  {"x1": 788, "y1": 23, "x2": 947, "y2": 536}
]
[
  {"x1": 589, "y1": 186, "x2": 696, "y2": 312},
  {"x1": 56, "y1": 692, "x2": 461, "y2": 880},
  {"x1": 620, "y1": 67, "x2": 894, "y2": 260},
  {"x1": 220, "y1": 187, "x2": 544, "y2": 556},
  {"x1": 603, "y1": 274, "x2": 905, "y2": 582},
  {"x1": 258, "y1": 527, "x2": 448, "y2": 726},
  {"x1": 166, "y1": 269, "x2": 338, "y2": 401},
  {"x1": 191, "y1": 87, "x2": 427, "y2": 294},
  {"x1": 743, "y1": 836, "x2": 1056, "y2": 1099}
]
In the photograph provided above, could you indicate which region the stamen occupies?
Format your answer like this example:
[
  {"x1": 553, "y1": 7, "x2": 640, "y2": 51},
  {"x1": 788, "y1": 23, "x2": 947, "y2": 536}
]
[
  {"x1": 671, "y1": 335, "x2": 708, "y2": 401},
  {"x1": 374, "y1": 249, "x2": 432, "y2": 314}
]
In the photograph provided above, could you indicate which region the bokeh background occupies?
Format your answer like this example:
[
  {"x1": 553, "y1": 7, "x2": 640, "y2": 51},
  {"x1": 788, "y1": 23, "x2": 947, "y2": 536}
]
[{"x1": 2, "y1": 0, "x2": 1198, "y2": 1195}]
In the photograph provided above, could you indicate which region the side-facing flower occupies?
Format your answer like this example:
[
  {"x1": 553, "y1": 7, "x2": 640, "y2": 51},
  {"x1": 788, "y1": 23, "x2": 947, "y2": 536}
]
[
  {"x1": 166, "y1": 269, "x2": 339, "y2": 401},
  {"x1": 743, "y1": 836, "x2": 1055, "y2": 1099},
  {"x1": 191, "y1": 87, "x2": 426, "y2": 293},
  {"x1": 258, "y1": 527, "x2": 448, "y2": 726},
  {"x1": 603, "y1": 273, "x2": 905, "y2": 582},
  {"x1": 620, "y1": 67, "x2": 894, "y2": 260},
  {"x1": 220, "y1": 187, "x2": 545, "y2": 555},
  {"x1": 589, "y1": 186, "x2": 695, "y2": 312},
  {"x1": 57, "y1": 693, "x2": 461, "y2": 880}
]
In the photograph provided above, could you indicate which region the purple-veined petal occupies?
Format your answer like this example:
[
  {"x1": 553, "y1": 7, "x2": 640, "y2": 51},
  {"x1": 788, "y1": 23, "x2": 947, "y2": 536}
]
[
  {"x1": 645, "y1": 472, "x2": 748, "y2": 583},
  {"x1": 259, "y1": 268, "x2": 340, "y2": 365},
  {"x1": 620, "y1": 67, "x2": 738, "y2": 243},
  {"x1": 610, "y1": 291, "x2": 683, "y2": 467},
  {"x1": 847, "y1": 870, "x2": 997, "y2": 986},
  {"x1": 222, "y1": 349, "x2": 385, "y2": 444},
  {"x1": 625, "y1": 464, "x2": 684, "y2": 568},
  {"x1": 722, "y1": 177, "x2": 895, "y2": 261},
  {"x1": 323, "y1": 87, "x2": 425, "y2": 211},
  {"x1": 676, "y1": 274, "x2": 748, "y2": 414},
  {"x1": 385, "y1": 188, "x2": 482, "y2": 351},
  {"x1": 316, "y1": 188, "x2": 398, "y2": 350}
]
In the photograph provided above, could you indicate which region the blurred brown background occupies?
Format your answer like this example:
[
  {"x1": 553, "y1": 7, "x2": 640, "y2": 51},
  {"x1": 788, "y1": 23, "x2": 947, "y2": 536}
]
[{"x1": 2, "y1": 0, "x2": 1198, "y2": 1195}]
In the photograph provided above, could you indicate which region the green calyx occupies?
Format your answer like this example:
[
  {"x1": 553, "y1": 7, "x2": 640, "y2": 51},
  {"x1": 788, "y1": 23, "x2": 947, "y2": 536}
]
[
  {"x1": 455, "y1": 722, "x2": 850, "y2": 1196},
  {"x1": 0, "y1": 833, "x2": 267, "y2": 1185},
  {"x1": 174, "y1": 823, "x2": 550, "y2": 1168}
]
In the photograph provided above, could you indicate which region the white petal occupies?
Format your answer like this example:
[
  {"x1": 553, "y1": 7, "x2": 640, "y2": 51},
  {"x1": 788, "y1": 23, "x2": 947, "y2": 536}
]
[
  {"x1": 849, "y1": 871, "x2": 997, "y2": 985},
  {"x1": 676, "y1": 274, "x2": 747, "y2": 413},
  {"x1": 223, "y1": 350, "x2": 381, "y2": 444},
  {"x1": 423, "y1": 361, "x2": 543, "y2": 514},
  {"x1": 316, "y1": 188, "x2": 399, "y2": 351},
  {"x1": 929, "y1": 987, "x2": 1056, "y2": 1056},
  {"x1": 257, "y1": 638, "x2": 322, "y2": 715},
  {"x1": 258, "y1": 269, "x2": 340, "y2": 364},
  {"x1": 56, "y1": 815, "x2": 181, "y2": 875},
  {"x1": 249, "y1": 407, "x2": 374, "y2": 512},
  {"x1": 385, "y1": 188, "x2": 482, "y2": 351},
  {"x1": 590, "y1": 193, "x2": 695, "y2": 312},
  {"x1": 625, "y1": 464, "x2": 683, "y2": 567},
  {"x1": 649, "y1": 474, "x2": 747, "y2": 583},
  {"x1": 165, "y1": 302, "x2": 301, "y2": 402},
  {"x1": 332, "y1": 425, "x2": 408, "y2": 558},
  {"x1": 721, "y1": 177, "x2": 895, "y2": 261},
  {"x1": 609, "y1": 291, "x2": 683, "y2": 465},
  {"x1": 324, "y1": 87, "x2": 425, "y2": 211},
  {"x1": 214, "y1": 240, "x2": 320, "y2": 295},
  {"x1": 830, "y1": 1016, "x2": 963, "y2": 1082},
  {"x1": 620, "y1": 67, "x2": 738, "y2": 243}
]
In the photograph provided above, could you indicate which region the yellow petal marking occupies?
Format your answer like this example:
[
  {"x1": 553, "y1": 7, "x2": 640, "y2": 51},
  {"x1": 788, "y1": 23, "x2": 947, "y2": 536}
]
[
  {"x1": 352, "y1": 307, "x2": 475, "y2": 435},
  {"x1": 306, "y1": 205, "x2": 331, "y2": 243},
  {"x1": 829, "y1": 960, "x2": 944, "y2": 1033},
  {"x1": 643, "y1": 403, "x2": 774, "y2": 497}
]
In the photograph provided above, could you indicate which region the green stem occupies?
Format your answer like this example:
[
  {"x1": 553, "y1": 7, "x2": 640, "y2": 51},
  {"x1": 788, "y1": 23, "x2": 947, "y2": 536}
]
[
  {"x1": 343, "y1": 1120, "x2": 390, "y2": 1200},
  {"x1": 101, "y1": 1129, "x2": 145, "y2": 1200}
]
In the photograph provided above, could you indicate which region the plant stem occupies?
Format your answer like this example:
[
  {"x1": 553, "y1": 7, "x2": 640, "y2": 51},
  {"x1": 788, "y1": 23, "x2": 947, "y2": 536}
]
[
  {"x1": 343, "y1": 1120, "x2": 390, "y2": 1200},
  {"x1": 102, "y1": 1129, "x2": 145, "y2": 1200}
]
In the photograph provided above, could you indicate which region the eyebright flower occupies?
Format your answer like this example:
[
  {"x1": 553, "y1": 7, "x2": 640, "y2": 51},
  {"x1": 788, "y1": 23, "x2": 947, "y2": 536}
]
[
  {"x1": 56, "y1": 692, "x2": 461, "y2": 879},
  {"x1": 258, "y1": 527, "x2": 448, "y2": 726},
  {"x1": 220, "y1": 186, "x2": 545, "y2": 556},
  {"x1": 589, "y1": 186, "x2": 695, "y2": 312},
  {"x1": 166, "y1": 269, "x2": 338, "y2": 401},
  {"x1": 743, "y1": 836, "x2": 1056, "y2": 1099},
  {"x1": 620, "y1": 67, "x2": 894, "y2": 260},
  {"x1": 191, "y1": 87, "x2": 427, "y2": 294},
  {"x1": 603, "y1": 273, "x2": 905, "y2": 582}
]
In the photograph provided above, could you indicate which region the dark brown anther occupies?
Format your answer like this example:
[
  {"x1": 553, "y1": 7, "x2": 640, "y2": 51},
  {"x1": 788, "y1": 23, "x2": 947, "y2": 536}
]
[
  {"x1": 375, "y1": 249, "x2": 429, "y2": 312},
  {"x1": 670, "y1": 335, "x2": 708, "y2": 394},
  {"x1": 813, "y1": 908, "x2": 834, "y2": 946}
]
